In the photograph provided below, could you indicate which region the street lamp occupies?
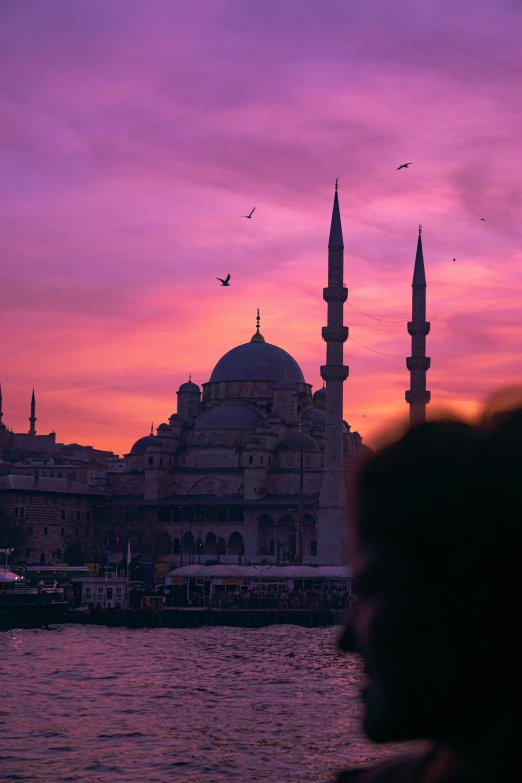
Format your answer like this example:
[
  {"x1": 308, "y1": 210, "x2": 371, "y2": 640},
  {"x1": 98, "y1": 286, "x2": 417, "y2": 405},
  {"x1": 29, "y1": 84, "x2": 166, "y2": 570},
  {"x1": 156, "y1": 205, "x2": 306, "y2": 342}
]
[{"x1": 179, "y1": 505, "x2": 184, "y2": 566}]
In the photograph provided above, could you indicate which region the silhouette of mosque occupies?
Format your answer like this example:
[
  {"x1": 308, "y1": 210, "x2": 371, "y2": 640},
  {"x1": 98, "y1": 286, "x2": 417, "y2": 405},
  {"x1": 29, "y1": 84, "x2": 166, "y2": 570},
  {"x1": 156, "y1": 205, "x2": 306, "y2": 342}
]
[{"x1": 0, "y1": 186, "x2": 430, "y2": 566}]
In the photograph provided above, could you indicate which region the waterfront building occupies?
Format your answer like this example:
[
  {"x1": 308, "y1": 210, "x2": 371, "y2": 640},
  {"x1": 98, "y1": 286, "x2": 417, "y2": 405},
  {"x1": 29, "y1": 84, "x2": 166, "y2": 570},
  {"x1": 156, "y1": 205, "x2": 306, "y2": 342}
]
[
  {"x1": 0, "y1": 474, "x2": 107, "y2": 564},
  {"x1": 72, "y1": 574, "x2": 128, "y2": 609}
]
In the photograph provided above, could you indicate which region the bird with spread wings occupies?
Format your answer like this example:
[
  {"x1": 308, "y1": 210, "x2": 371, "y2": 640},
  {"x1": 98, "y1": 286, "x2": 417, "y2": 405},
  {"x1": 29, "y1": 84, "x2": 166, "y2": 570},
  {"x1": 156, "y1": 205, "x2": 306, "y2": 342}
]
[
  {"x1": 240, "y1": 207, "x2": 256, "y2": 218},
  {"x1": 217, "y1": 274, "x2": 231, "y2": 286}
]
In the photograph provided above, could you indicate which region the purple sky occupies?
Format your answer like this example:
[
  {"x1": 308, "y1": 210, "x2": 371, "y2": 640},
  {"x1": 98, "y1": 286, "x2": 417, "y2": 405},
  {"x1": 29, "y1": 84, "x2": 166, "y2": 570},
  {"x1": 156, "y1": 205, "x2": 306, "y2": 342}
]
[{"x1": 1, "y1": 0, "x2": 522, "y2": 454}]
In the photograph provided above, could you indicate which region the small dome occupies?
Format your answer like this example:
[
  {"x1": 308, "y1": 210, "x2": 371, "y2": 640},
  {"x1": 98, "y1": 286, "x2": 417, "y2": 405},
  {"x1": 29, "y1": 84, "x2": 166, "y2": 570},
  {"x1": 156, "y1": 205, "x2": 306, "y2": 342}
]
[
  {"x1": 130, "y1": 435, "x2": 160, "y2": 455},
  {"x1": 308, "y1": 408, "x2": 326, "y2": 429},
  {"x1": 178, "y1": 380, "x2": 200, "y2": 393},
  {"x1": 313, "y1": 387, "x2": 326, "y2": 400},
  {"x1": 277, "y1": 434, "x2": 320, "y2": 452},
  {"x1": 157, "y1": 423, "x2": 170, "y2": 431},
  {"x1": 168, "y1": 413, "x2": 183, "y2": 422},
  {"x1": 194, "y1": 404, "x2": 268, "y2": 430}
]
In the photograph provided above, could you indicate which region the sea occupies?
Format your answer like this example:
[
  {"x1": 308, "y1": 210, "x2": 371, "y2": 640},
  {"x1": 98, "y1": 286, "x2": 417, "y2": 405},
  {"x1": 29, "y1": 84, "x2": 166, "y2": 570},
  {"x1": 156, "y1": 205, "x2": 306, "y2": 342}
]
[{"x1": 1, "y1": 625, "x2": 413, "y2": 783}]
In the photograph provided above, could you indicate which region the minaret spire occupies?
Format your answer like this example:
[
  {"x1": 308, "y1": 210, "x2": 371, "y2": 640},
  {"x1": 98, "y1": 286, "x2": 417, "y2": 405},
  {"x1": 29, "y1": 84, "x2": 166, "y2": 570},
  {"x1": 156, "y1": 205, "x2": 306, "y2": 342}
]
[
  {"x1": 0, "y1": 383, "x2": 4, "y2": 430},
  {"x1": 250, "y1": 307, "x2": 265, "y2": 343},
  {"x1": 29, "y1": 388, "x2": 37, "y2": 436},
  {"x1": 318, "y1": 181, "x2": 350, "y2": 564},
  {"x1": 406, "y1": 225, "x2": 431, "y2": 424}
]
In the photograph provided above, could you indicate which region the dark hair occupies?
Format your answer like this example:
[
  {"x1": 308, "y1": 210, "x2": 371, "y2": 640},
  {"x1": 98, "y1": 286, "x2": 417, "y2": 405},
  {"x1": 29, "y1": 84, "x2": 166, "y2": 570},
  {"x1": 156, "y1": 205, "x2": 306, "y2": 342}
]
[{"x1": 355, "y1": 406, "x2": 522, "y2": 678}]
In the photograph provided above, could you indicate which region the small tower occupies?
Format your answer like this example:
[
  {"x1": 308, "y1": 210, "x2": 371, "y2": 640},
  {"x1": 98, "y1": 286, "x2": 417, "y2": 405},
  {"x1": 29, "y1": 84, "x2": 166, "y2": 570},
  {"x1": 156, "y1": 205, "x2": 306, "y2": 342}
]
[
  {"x1": 176, "y1": 375, "x2": 201, "y2": 420},
  {"x1": 406, "y1": 225, "x2": 431, "y2": 424},
  {"x1": 318, "y1": 181, "x2": 350, "y2": 565},
  {"x1": 29, "y1": 388, "x2": 37, "y2": 436}
]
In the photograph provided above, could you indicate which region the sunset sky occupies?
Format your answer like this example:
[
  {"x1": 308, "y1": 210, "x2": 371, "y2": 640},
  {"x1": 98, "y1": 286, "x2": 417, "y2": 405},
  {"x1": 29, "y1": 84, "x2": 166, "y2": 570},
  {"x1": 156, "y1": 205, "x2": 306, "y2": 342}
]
[{"x1": 1, "y1": 0, "x2": 522, "y2": 456}]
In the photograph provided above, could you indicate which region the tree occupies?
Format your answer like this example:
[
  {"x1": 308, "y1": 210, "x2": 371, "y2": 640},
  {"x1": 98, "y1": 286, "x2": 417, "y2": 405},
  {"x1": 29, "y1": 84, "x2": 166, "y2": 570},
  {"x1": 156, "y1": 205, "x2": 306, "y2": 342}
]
[
  {"x1": 0, "y1": 517, "x2": 26, "y2": 558},
  {"x1": 64, "y1": 543, "x2": 86, "y2": 565}
]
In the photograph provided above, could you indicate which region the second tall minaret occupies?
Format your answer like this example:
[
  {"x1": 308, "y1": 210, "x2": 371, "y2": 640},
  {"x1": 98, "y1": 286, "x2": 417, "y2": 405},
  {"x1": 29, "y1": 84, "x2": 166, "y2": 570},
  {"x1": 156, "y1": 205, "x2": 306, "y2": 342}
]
[
  {"x1": 318, "y1": 182, "x2": 349, "y2": 564},
  {"x1": 406, "y1": 226, "x2": 431, "y2": 424}
]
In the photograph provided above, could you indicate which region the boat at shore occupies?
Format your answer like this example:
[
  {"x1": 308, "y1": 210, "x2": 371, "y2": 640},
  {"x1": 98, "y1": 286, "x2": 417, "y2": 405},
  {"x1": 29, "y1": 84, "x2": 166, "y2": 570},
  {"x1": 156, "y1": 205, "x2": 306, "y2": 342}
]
[{"x1": 0, "y1": 551, "x2": 67, "y2": 630}]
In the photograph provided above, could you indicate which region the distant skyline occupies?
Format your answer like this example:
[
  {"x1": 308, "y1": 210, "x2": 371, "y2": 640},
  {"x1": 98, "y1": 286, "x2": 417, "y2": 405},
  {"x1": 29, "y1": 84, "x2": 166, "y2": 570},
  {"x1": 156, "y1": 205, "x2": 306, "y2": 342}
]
[{"x1": 1, "y1": 0, "x2": 522, "y2": 455}]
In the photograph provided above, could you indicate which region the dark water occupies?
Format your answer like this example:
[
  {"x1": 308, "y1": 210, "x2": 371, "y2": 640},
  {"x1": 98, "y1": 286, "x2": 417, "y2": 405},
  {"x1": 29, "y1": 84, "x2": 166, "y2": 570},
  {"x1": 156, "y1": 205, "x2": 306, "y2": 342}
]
[{"x1": 1, "y1": 625, "x2": 410, "y2": 783}]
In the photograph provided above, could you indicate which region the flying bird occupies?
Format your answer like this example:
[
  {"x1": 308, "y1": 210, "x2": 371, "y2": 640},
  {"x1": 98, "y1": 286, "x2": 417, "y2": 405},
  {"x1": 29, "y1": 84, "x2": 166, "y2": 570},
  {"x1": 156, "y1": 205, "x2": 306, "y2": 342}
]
[
  {"x1": 452, "y1": 258, "x2": 456, "y2": 262},
  {"x1": 217, "y1": 274, "x2": 231, "y2": 286},
  {"x1": 397, "y1": 162, "x2": 413, "y2": 170},
  {"x1": 240, "y1": 207, "x2": 256, "y2": 218},
  {"x1": 480, "y1": 218, "x2": 485, "y2": 221}
]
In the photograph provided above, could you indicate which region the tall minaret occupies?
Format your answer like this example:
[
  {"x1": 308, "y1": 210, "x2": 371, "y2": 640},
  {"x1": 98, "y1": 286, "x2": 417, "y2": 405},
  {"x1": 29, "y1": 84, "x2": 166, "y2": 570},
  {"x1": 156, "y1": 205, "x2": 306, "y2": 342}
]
[
  {"x1": 406, "y1": 225, "x2": 431, "y2": 424},
  {"x1": 318, "y1": 181, "x2": 349, "y2": 565},
  {"x1": 29, "y1": 388, "x2": 37, "y2": 436}
]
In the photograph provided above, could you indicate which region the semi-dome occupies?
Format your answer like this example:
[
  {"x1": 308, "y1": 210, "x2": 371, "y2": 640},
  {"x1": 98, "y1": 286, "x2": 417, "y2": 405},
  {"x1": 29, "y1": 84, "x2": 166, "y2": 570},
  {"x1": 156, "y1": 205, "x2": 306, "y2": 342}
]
[
  {"x1": 308, "y1": 408, "x2": 326, "y2": 429},
  {"x1": 209, "y1": 341, "x2": 305, "y2": 384},
  {"x1": 194, "y1": 404, "x2": 269, "y2": 430},
  {"x1": 277, "y1": 434, "x2": 320, "y2": 452},
  {"x1": 313, "y1": 387, "x2": 326, "y2": 400},
  {"x1": 130, "y1": 435, "x2": 161, "y2": 454}
]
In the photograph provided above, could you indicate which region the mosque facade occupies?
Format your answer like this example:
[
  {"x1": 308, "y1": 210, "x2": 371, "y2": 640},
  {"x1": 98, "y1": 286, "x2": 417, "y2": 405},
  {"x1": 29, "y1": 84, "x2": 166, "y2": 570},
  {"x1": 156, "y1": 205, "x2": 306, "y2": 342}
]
[{"x1": 98, "y1": 187, "x2": 369, "y2": 567}]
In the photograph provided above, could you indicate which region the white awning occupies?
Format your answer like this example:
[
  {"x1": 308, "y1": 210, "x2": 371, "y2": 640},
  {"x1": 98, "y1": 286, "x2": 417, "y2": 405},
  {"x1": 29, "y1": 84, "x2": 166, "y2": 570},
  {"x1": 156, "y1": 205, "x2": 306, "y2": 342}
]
[{"x1": 165, "y1": 564, "x2": 352, "y2": 580}]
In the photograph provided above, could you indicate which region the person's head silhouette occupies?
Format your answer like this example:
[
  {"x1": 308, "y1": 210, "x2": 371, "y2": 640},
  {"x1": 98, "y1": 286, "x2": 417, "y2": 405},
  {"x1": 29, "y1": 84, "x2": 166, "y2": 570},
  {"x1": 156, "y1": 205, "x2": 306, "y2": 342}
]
[{"x1": 339, "y1": 397, "x2": 522, "y2": 781}]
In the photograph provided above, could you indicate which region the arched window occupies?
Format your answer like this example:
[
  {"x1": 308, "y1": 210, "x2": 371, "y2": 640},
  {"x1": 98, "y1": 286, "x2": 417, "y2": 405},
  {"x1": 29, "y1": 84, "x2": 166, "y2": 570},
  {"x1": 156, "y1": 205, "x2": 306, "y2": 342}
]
[
  {"x1": 277, "y1": 514, "x2": 296, "y2": 557},
  {"x1": 155, "y1": 531, "x2": 172, "y2": 555},
  {"x1": 304, "y1": 455, "x2": 311, "y2": 468},
  {"x1": 228, "y1": 532, "x2": 244, "y2": 556},
  {"x1": 204, "y1": 531, "x2": 217, "y2": 555},
  {"x1": 229, "y1": 507, "x2": 244, "y2": 525},
  {"x1": 257, "y1": 514, "x2": 274, "y2": 555},
  {"x1": 303, "y1": 514, "x2": 317, "y2": 558},
  {"x1": 173, "y1": 537, "x2": 181, "y2": 554}
]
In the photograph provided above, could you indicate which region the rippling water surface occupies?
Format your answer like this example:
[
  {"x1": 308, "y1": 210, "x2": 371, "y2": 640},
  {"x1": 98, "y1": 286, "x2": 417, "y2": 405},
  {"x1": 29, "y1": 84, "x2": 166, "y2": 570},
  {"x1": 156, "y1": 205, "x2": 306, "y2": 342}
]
[{"x1": 1, "y1": 625, "x2": 409, "y2": 782}]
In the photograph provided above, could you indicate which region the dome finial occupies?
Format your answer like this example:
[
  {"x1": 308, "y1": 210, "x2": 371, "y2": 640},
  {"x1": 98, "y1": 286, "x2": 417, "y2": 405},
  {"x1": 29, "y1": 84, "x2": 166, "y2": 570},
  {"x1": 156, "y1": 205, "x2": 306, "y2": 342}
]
[
  {"x1": 189, "y1": 373, "x2": 191, "y2": 382},
  {"x1": 150, "y1": 422, "x2": 154, "y2": 435},
  {"x1": 250, "y1": 308, "x2": 265, "y2": 342}
]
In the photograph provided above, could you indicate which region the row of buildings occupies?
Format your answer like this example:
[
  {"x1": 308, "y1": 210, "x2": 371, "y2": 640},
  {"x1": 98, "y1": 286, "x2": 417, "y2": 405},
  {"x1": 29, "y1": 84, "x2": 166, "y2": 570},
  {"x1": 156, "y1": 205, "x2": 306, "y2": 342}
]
[{"x1": 0, "y1": 186, "x2": 430, "y2": 568}]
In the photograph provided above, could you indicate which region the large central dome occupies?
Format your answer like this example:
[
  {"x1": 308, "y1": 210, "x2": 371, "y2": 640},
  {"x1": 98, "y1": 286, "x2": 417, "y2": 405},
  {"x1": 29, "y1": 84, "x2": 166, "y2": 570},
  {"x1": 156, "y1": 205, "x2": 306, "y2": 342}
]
[{"x1": 209, "y1": 340, "x2": 305, "y2": 384}]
